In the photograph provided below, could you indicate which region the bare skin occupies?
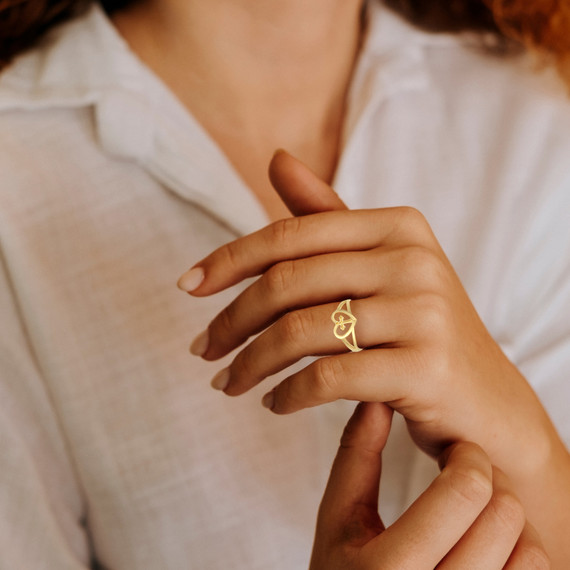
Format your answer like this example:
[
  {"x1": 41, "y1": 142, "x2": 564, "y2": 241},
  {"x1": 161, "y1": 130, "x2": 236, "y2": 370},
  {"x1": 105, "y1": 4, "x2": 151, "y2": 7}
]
[
  {"x1": 311, "y1": 402, "x2": 549, "y2": 569},
  {"x1": 112, "y1": 0, "x2": 363, "y2": 220}
]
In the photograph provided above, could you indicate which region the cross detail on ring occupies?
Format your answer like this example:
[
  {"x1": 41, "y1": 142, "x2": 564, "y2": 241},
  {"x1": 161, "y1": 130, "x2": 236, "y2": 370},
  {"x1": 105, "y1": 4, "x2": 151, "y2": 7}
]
[{"x1": 337, "y1": 316, "x2": 346, "y2": 330}]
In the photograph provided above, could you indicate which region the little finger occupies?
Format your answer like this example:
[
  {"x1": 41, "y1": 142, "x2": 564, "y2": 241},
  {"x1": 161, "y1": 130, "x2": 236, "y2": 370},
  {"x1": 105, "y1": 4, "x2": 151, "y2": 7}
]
[{"x1": 261, "y1": 348, "x2": 422, "y2": 414}]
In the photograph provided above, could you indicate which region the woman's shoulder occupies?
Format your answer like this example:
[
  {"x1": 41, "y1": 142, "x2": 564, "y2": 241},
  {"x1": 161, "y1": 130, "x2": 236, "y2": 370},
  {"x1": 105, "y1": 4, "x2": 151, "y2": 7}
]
[
  {"x1": 0, "y1": 107, "x2": 96, "y2": 231},
  {"x1": 0, "y1": 3, "x2": 148, "y2": 208},
  {"x1": 0, "y1": 99, "x2": 94, "y2": 168},
  {"x1": 0, "y1": 2, "x2": 139, "y2": 136},
  {"x1": 366, "y1": 3, "x2": 570, "y2": 160}
]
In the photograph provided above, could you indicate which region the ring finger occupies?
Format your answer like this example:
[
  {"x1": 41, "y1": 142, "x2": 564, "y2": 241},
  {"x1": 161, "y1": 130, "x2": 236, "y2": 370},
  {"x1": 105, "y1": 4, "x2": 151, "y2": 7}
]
[{"x1": 220, "y1": 295, "x2": 410, "y2": 396}]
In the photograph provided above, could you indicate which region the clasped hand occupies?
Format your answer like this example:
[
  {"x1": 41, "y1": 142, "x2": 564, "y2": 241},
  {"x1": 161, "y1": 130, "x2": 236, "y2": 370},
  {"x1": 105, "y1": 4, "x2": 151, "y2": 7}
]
[{"x1": 309, "y1": 402, "x2": 548, "y2": 569}]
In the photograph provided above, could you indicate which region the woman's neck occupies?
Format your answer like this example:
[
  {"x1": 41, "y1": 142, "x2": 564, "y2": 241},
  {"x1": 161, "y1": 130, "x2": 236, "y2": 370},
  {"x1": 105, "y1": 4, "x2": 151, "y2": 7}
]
[{"x1": 113, "y1": 0, "x2": 365, "y2": 220}]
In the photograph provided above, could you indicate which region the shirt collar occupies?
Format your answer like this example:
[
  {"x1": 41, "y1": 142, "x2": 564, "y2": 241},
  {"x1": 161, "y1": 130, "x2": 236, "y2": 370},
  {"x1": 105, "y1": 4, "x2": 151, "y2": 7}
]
[
  {"x1": 341, "y1": 2, "x2": 460, "y2": 146},
  {"x1": 0, "y1": 2, "x2": 454, "y2": 235}
]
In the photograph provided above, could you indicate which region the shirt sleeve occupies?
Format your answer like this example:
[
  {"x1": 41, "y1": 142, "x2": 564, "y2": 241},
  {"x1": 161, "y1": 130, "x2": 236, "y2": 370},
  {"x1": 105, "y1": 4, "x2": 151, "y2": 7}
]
[{"x1": 0, "y1": 251, "x2": 92, "y2": 569}]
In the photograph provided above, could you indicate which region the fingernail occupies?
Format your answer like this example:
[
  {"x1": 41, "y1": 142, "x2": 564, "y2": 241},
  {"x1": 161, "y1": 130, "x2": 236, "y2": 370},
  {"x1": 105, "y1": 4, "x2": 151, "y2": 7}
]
[
  {"x1": 211, "y1": 368, "x2": 230, "y2": 391},
  {"x1": 189, "y1": 329, "x2": 209, "y2": 356},
  {"x1": 177, "y1": 267, "x2": 204, "y2": 292},
  {"x1": 261, "y1": 391, "x2": 275, "y2": 410}
]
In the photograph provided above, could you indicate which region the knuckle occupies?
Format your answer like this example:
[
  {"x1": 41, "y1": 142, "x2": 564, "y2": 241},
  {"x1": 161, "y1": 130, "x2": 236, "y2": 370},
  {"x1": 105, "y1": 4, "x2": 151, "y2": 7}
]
[
  {"x1": 275, "y1": 377, "x2": 296, "y2": 412},
  {"x1": 311, "y1": 357, "x2": 345, "y2": 400},
  {"x1": 394, "y1": 206, "x2": 437, "y2": 245},
  {"x1": 263, "y1": 260, "x2": 296, "y2": 297},
  {"x1": 219, "y1": 239, "x2": 242, "y2": 272},
  {"x1": 397, "y1": 205, "x2": 427, "y2": 225},
  {"x1": 274, "y1": 375, "x2": 309, "y2": 414},
  {"x1": 445, "y1": 463, "x2": 493, "y2": 509},
  {"x1": 419, "y1": 343, "x2": 453, "y2": 388},
  {"x1": 411, "y1": 293, "x2": 457, "y2": 383},
  {"x1": 338, "y1": 514, "x2": 379, "y2": 546},
  {"x1": 516, "y1": 542, "x2": 551, "y2": 569},
  {"x1": 399, "y1": 245, "x2": 446, "y2": 290},
  {"x1": 213, "y1": 302, "x2": 238, "y2": 341},
  {"x1": 279, "y1": 310, "x2": 312, "y2": 348},
  {"x1": 489, "y1": 490, "x2": 526, "y2": 535},
  {"x1": 414, "y1": 292, "x2": 452, "y2": 340},
  {"x1": 233, "y1": 344, "x2": 258, "y2": 384},
  {"x1": 268, "y1": 216, "x2": 303, "y2": 249}
]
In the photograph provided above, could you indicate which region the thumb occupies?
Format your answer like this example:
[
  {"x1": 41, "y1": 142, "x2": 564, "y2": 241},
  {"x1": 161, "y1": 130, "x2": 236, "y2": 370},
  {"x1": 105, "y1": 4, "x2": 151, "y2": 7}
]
[
  {"x1": 315, "y1": 403, "x2": 393, "y2": 546},
  {"x1": 268, "y1": 149, "x2": 348, "y2": 215}
]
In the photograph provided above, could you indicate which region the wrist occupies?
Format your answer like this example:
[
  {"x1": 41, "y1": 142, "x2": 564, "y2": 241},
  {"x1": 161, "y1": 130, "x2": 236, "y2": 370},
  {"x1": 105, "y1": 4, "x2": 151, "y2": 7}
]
[
  {"x1": 495, "y1": 387, "x2": 563, "y2": 486},
  {"x1": 516, "y1": 432, "x2": 570, "y2": 569},
  {"x1": 493, "y1": 392, "x2": 570, "y2": 567}
]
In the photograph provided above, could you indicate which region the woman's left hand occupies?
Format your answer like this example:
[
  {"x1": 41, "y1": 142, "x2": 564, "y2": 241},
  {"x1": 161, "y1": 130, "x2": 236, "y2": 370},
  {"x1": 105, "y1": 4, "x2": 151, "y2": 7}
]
[
  {"x1": 177, "y1": 151, "x2": 570, "y2": 564},
  {"x1": 179, "y1": 152, "x2": 555, "y2": 467}
]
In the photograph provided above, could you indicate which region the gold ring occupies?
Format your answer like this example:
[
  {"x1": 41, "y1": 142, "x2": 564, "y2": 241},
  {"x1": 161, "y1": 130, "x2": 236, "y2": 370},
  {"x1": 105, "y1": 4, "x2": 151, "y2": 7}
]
[{"x1": 331, "y1": 299, "x2": 362, "y2": 352}]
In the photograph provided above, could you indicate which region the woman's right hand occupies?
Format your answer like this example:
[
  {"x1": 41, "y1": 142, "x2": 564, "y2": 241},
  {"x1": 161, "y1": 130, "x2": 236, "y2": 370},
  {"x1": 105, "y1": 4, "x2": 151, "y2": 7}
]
[{"x1": 310, "y1": 402, "x2": 549, "y2": 570}]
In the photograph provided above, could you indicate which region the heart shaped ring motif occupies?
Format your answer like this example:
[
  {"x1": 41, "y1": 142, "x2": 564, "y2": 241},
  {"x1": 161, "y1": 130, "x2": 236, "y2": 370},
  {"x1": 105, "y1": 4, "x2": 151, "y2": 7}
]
[{"x1": 331, "y1": 299, "x2": 362, "y2": 353}]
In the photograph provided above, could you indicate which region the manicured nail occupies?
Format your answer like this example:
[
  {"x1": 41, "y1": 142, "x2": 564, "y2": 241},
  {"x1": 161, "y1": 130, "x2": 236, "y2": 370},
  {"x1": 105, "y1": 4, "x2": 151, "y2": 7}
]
[
  {"x1": 210, "y1": 368, "x2": 230, "y2": 391},
  {"x1": 261, "y1": 391, "x2": 275, "y2": 410},
  {"x1": 189, "y1": 329, "x2": 209, "y2": 356},
  {"x1": 177, "y1": 267, "x2": 204, "y2": 292}
]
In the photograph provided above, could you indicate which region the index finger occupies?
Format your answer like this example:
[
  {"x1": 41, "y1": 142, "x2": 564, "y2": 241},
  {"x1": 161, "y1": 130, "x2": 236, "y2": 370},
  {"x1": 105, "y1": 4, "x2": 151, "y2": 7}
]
[
  {"x1": 178, "y1": 207, "x2": 437, "y2": 296},
  {"x1": 315, "y1": 402, "x2": 393, "y2": 544}
]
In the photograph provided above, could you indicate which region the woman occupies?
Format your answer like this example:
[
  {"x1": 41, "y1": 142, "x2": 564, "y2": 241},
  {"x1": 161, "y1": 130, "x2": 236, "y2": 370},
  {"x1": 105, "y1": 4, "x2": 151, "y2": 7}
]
[{"x1": 0, "y1": 0, "x2": 569, "y2": 568}]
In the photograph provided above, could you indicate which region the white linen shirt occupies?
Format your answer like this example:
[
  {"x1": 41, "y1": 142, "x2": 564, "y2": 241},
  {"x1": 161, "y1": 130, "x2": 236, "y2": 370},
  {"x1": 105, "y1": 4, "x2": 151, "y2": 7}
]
[{"x1": 0, "y1": 3, "x2": 569, "y2": 569}]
